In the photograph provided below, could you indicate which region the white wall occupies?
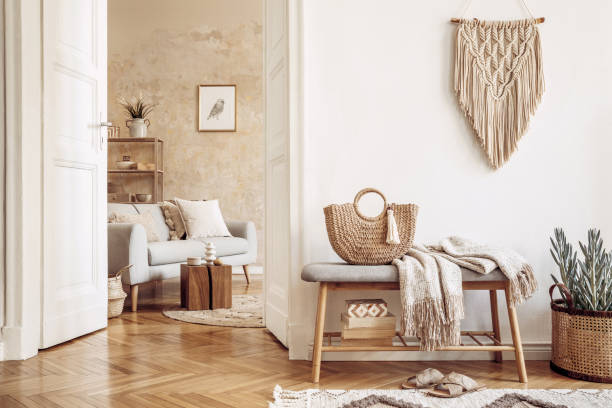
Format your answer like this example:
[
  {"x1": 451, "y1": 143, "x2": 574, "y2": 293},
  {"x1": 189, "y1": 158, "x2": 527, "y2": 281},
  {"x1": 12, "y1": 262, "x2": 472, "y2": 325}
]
[{"x1": 289, "y1": 1, "x2": 612, "y2": 360}]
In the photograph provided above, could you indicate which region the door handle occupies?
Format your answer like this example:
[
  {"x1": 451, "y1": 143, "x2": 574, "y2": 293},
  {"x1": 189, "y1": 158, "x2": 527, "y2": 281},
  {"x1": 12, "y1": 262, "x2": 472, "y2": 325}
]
[{"x1": 99, "y1": 121, "x2": 112, "y2": 151}]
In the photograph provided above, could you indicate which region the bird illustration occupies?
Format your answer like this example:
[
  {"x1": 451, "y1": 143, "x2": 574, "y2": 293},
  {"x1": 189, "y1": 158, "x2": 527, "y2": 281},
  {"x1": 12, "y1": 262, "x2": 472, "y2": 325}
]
[{"x1": 207, "y1": 98, "x2": 225, "y2": 120}]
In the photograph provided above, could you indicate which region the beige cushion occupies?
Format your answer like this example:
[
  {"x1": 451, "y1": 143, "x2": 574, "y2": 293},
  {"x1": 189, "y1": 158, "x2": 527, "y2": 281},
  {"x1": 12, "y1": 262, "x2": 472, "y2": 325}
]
[
  {"x1": 108, "y1": 211, "x2": 160, "y2": 242},
  {"x1": 133, "y1": 204, "x2": 170, "y2": 241},
  {"x1": 175, "y1": 198, "x2": 231, "y2": 239},
  {"x1": 160, "y1": 201, "x2": 186, "y2": 240}
]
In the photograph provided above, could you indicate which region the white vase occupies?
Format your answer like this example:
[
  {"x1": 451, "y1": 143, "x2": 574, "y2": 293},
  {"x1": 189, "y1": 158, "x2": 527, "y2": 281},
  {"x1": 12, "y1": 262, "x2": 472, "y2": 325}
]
[
  {"x1": 126, "y1": 118, "x2": 150, "y2": 138},
  {"x1": 205, "y1": 242, "x2": 217, "y2": 265}
]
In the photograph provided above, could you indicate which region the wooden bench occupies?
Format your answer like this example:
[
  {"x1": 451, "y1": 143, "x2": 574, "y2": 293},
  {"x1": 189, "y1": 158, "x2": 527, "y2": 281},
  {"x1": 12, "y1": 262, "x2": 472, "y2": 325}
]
[{"x1": 302, "y1": 263, "x2": 527, "y2": 384}]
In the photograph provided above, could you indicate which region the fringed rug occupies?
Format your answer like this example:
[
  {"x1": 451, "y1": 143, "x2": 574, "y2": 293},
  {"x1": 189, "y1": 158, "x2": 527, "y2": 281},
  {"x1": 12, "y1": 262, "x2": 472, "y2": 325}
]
[
  {"x1": 270, "y1": 386, "x2": 612, "y2": 408},
  {"x1": 163, "y1": 294, "x2": 264, "y2": 328}
]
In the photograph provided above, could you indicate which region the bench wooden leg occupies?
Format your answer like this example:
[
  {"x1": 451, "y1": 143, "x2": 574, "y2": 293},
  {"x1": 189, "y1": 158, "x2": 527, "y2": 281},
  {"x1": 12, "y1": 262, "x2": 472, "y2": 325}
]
[
  {"x1": 489, "y1": 290, "x2": 502, "y2": 363},
  {"x1": 504, "y1": 285, "x2": 527, "y2": 383},
  {"x1": 311, "y1": 282, "x2": 328, "y2": 383}
]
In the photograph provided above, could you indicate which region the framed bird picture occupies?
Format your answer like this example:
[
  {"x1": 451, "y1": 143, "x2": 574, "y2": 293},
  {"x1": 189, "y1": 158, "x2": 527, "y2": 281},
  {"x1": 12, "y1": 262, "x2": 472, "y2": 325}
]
[{"x1": 198, "y1": 84, "x2": 236, "y2": 132}]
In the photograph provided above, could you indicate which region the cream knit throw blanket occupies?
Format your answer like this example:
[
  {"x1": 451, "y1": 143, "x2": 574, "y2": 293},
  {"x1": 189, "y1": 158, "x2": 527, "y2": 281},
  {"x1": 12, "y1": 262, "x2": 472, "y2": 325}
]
[{"x1": 393, "y1": 237, "x2": 537, "y2": 351}]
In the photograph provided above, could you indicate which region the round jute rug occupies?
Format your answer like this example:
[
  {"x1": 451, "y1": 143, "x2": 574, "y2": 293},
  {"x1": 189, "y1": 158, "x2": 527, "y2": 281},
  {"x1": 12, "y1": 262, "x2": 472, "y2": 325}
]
[{"x1": 162, "y1": 294, "x2": 264, "y2": 328}]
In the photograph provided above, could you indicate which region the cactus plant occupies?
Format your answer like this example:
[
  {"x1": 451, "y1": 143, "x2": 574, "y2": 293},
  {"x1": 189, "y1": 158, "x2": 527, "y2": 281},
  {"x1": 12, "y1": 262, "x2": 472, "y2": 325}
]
[{"x1": 550, "y1": 228, "x2": 612, "y2": 311}]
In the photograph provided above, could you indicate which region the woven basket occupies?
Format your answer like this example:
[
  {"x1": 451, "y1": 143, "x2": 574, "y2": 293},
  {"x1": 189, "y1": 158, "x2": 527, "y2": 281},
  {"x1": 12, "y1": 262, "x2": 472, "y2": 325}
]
[
  {"x1": 550, "y1": 283, "x2": 612, "y2": 383},
  {"x1": 324, "y1": 188, "x2": 418, "y2": 265},
  {"x1": 108, "y1": 265, "x2": 130, "y2": 318}
]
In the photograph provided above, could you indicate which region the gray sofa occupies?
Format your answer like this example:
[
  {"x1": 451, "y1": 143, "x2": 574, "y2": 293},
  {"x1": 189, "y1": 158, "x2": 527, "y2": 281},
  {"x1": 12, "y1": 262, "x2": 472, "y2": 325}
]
[{"x1": 108, "y1": 203, "x2": 257, "y2": 311}]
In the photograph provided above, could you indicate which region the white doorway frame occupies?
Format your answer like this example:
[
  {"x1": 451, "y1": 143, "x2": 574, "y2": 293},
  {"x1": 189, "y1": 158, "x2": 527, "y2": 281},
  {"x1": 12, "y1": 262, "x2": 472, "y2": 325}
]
[
  {"x1": 2, "y1": 0, "x2": 44, "y2": 360},
  {"x1": 263, "y1": 0, "x2": 304, "y2": 351},
  {"x1": 1, "y1": 0, "x2": 305, "y2": 361}
]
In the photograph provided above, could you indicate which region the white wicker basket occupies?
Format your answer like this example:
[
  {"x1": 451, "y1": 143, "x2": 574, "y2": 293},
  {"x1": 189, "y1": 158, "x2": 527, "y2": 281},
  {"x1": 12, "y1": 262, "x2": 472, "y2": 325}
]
[{"x1": 108, "y1": 265, "x2": 131, "y2": 318}]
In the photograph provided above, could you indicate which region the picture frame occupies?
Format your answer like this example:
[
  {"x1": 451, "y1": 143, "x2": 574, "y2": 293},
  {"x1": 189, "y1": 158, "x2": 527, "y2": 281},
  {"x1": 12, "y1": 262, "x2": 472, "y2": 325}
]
[{"x1": 198, "y1": 84, "x2": 236, "y2": 132}]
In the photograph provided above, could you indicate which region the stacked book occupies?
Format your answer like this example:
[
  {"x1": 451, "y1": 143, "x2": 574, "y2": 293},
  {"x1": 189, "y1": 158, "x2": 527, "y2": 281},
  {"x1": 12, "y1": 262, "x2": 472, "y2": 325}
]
[{"x1": 341, "y1": 299, "x2": 396, "y2": 346}]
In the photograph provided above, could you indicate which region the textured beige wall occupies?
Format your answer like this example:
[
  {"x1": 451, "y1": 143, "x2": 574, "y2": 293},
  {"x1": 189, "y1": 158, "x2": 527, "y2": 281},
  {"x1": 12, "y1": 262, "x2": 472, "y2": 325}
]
[{"x1": 108, "y1": 0, "x2": 264, "y2": 262}]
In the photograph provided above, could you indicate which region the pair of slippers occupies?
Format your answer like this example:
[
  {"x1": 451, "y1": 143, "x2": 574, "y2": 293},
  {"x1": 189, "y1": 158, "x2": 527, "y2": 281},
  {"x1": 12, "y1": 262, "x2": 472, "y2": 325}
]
[{"x1": 401, "y1": 368, "x2": 485, "y2": 398}]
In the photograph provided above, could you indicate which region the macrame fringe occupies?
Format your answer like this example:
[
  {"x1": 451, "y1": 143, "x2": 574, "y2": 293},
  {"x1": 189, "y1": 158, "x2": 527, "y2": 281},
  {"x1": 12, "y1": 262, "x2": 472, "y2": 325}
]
[
  {"x1": 400, "y1": 297, "x2": 463, "y2": 351},
  {"x1": 454, "y1": 19, "x2": 544, "y2": 169},
  {"x1": 386, "y1": 208, "x2": 401, "y2": 245},
  {"x1": 507, "y1": 263, "x2": 538, "y2": 306}
]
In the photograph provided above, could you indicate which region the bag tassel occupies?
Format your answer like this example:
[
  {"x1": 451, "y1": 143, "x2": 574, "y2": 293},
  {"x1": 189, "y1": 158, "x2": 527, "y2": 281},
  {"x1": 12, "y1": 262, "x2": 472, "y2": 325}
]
[{"x1": 386, "y1": 207, "x2": 400, "y2": 245}]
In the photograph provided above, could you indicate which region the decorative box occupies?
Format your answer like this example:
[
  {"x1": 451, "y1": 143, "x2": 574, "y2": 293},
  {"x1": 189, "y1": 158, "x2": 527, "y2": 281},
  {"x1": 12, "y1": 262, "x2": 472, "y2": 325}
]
[{"x1": 345, "y1": 298, "x2": 388, "y2": 317}]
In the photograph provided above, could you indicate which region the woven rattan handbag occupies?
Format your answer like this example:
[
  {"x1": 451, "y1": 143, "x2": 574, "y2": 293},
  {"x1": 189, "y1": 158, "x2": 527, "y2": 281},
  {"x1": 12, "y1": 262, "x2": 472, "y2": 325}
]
[
  {"x1": 550, "y1": 283, "x2": 612, "y2": 383},
  {"x1": 324, "y1": 188, "x2": 418, "y2": 265}
]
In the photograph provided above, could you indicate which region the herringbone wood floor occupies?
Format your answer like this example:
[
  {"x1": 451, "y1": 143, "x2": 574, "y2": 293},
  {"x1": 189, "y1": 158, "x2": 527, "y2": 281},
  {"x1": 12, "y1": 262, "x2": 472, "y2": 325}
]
[{"x1": 1, "y1": 275, "x2": 611, "y2": 407}]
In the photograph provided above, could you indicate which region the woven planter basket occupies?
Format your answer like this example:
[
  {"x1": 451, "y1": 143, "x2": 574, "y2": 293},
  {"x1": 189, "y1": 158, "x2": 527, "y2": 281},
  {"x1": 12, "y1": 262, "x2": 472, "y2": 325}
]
[
  {"x1": 108, "y1": 265, "x2": 130, "y2": 318},
  {"x1": 550, "y1": 283, "x2": 612, "y2": 383},
  {"x1": 324, "y1": 188, "x2": 418, "y2": 265}
]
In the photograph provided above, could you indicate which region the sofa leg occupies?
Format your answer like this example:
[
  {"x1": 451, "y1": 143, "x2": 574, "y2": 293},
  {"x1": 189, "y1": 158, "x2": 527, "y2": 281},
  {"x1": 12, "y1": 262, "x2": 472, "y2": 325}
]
[
  {"x1": 131, "y1": 285, "x2": 139, "y2": 312},
  {"x1": 242, "y1": 265, "x2": 251, "y2": 285}
]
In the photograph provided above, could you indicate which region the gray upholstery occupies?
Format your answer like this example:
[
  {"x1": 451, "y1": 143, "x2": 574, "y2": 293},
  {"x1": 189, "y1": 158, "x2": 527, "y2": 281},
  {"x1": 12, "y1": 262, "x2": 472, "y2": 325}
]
[
  {"x1": 107, "y1": 202, "x2": 257, "y2": 286},
  {"x1": 195, "y1": 236, "x2": 249, "y2": 256},
  {"x1": 148, "y1": 240, "x2": 205, "y2": 266},
  {"x1": 107, "y1": 223, "x2": 148, "y2": 285},
  {"x1": 108, "y1": 203, "x2": 138, "y2": 216},
  {"x1": 147, "y1": 237, "x2": 249, "y2": 266},
  {"x1": 301, "y1": 262, "x2": 508, "y2": 282},
  {"x1": 133, "y1": 203, "x2": 170, "y2": 242}
]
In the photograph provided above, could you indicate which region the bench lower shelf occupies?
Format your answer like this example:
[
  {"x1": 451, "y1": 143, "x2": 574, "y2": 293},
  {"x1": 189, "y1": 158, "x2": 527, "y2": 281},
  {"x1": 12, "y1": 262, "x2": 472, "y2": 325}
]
[{"x1": 321, "y1": 330, "x2": 515, "y2": 352}]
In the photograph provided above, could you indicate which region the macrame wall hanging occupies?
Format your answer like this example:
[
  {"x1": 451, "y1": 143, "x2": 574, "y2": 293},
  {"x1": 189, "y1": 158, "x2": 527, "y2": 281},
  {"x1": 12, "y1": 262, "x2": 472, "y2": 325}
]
[{"x1": 452, "y1": 0, "x2": 545, "y2": 169}]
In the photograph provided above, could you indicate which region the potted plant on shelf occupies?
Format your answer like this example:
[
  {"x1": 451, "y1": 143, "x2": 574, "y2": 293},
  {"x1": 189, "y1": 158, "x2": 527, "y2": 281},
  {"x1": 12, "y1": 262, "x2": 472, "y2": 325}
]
[
  {"x1": 549, "y1": 228, "x2": 612, "y2": 383},
  {"x1": 119, "y1": 96, "x2": 155, "y2": 138}
]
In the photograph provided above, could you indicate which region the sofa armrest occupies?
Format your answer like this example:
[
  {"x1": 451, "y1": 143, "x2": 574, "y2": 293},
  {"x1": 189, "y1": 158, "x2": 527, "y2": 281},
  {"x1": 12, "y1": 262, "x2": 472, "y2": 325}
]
[
  {"x1": 226, "y1": 220, "x2": 257, "y2": 262},
  {"x1": 108, "y1": 223, "x2": 149, "y2": 285}
]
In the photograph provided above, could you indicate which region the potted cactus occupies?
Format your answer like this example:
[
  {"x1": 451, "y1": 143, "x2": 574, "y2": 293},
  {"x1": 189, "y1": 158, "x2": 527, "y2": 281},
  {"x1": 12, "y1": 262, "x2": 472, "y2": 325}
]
[{"x1": 549, "y1": 228, "x2": 612, "y2": 383}]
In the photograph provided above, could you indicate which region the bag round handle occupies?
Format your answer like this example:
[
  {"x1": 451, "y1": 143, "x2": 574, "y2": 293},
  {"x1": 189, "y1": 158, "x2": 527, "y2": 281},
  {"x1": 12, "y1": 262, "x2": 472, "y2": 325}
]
[
  {"x1": 353, "y1": 188, "x2": 388, "y2": 221},
  {"x1": 549, "y1": 283, "x2": 574, "y2": 309}
]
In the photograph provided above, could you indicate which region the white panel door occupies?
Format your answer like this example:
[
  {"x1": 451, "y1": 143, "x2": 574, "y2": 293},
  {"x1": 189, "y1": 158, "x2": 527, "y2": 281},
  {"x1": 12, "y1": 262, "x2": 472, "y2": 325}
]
[
  {"x1": 41, "y1": 0, "x2": 108, "y2": 348},
  {"x1": 265, "y1": 0, "x2": 290, "y2": 346}
]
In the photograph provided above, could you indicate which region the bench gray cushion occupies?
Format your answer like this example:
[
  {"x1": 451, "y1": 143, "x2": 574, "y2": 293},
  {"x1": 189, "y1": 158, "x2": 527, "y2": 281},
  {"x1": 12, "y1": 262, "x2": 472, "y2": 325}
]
[{"x1": 301, "y1": 262, "x2": 507, "y2": 282}]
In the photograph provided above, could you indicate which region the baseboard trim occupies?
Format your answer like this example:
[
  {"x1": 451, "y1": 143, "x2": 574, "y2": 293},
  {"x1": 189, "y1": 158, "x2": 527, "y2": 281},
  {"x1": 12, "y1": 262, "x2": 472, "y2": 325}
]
[{"x1": 302, "y1": 342, "x2": 551, "y2": 361}]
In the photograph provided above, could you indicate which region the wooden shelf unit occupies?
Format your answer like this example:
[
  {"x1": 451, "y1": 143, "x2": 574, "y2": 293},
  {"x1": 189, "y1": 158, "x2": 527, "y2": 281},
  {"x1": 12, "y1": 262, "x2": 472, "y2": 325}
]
[{"x1": 108, "y1": 137, "x2": 164, "y2": 203}]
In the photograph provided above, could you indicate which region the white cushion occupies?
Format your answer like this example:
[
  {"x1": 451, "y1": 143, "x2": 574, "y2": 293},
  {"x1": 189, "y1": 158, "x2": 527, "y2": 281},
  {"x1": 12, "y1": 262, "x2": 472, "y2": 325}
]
[{"x1": 175, "y1": 198, "x2": 232, "y2": 239}]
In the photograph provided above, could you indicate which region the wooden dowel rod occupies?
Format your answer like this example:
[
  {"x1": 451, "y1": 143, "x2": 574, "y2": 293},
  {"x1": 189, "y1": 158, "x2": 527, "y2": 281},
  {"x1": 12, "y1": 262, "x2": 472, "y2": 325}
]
[
  {"x1": 467, "y1": 333, "x2": 484, "y2": 346},
  {"x1": 460, "y1": 331, "x2": 495, "y2": 336},
  {"x1": 485, "y1": 334, "x2": 502, "y2": 345},
  {"x1": 450, "y1": 17, "x2": 545, "y2": 24}
]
